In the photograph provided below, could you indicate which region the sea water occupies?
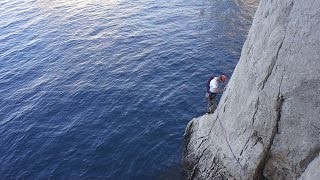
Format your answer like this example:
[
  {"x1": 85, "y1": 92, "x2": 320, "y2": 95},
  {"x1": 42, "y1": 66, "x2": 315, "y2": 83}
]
[{"x1": 0, "y1": 0, "x2": 257, "y2": 179}]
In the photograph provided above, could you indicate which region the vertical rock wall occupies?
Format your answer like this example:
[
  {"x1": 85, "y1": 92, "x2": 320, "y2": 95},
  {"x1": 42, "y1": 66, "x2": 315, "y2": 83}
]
[{"x1": 183, "y1": 0, "x2": 320, "y2": 179}]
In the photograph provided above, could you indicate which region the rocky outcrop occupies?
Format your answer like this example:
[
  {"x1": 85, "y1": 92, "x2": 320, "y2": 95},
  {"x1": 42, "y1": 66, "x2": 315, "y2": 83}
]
[{"x1": 183, "y1": 0, "x2": 320, "y2": 179}]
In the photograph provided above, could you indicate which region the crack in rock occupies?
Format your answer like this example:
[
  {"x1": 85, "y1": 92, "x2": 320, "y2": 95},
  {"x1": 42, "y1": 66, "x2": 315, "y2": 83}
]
[
  {"x1": 188, "y1": 147, "x2": 208, "y2": 180},
  {"x1": 253, "y1": 1, "x2": 293, "y2": 178},
  {"x1": 197, "y1": 138, "x2": 208, "y2": 150},
  {"x1": 260, "y1": 38, "x2": 285, "y2": 90},
  {"x1": 254, "y1": 93, "x2": 284, "y2": 180},
  {"x1": 252, "y1": 97, "x2": 260, "y2": 128},
  {"x1": 240, "y1": 136, "x2": 251, "y2": 156},
  {"x1": 259, "y1": 1, "x2": 294, "y2": 91}
]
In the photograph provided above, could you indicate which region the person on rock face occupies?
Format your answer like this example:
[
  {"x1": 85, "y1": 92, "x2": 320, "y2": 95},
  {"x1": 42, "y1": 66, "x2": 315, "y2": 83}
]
[{"x1": 206, "y1": 74, "x2": 227, "y2": 114}]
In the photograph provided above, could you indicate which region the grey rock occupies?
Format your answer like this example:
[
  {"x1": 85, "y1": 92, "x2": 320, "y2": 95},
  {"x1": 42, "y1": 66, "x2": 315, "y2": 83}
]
[
  {"x1": 298, "y1": 154, "x2": 320, "y2": 180},
  {"x1": 183, "y1": 0, "x2": 320, "y2": 179}
]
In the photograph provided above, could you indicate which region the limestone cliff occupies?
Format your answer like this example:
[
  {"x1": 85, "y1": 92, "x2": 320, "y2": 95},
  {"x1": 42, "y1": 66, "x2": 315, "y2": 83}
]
[{"x1": 183, "y1": 0, "x2": 320, "y2": 179}]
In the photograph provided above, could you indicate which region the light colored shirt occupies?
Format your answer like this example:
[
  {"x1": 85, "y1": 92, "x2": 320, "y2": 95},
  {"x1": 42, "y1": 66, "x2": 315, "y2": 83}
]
[{"x1": 209, "y1": 77, "x2": 219, "y2": 93}]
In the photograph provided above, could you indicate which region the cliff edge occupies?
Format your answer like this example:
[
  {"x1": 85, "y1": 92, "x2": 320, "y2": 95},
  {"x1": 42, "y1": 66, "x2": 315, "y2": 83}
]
[{"x1": 183, "y1": 0, "x2": 320, "y2": 179}]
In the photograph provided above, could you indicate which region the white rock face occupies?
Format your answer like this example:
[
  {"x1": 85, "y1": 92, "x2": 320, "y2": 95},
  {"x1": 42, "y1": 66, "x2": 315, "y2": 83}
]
[{"x1": 183, "y1": 0, "x2": 320, "y2": 179}]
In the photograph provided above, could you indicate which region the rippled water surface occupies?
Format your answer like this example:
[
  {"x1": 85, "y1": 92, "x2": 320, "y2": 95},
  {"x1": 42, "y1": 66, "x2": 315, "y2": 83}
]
[{"x1": 0, "y1": 0, "x2": 257, "y2": 179}]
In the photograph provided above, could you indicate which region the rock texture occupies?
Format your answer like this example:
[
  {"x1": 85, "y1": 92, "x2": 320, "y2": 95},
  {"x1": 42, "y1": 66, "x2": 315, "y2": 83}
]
[
  {"x1": 183, "y1": 0, "x2": 320, "y2": 179},
  {"x1": 298, "y1": 155, "x2": 320, "y2": 180}
]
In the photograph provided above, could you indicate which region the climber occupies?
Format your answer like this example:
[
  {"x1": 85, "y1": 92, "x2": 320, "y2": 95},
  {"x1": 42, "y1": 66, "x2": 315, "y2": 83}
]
[{"x1": 206, "y1": 74, "x2": 227, "y2": 114}]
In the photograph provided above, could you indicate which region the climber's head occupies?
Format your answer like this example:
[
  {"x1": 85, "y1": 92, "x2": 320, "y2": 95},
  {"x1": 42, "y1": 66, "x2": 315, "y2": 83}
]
[{"x1": 220, "y1": 75, "x2": 227, "y2": 82}]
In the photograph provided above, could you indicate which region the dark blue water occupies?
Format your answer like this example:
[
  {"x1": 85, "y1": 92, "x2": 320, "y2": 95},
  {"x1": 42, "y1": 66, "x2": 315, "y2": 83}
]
[{"x1": 0, "y1": 0, "x2": 257, "y2": 179}]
